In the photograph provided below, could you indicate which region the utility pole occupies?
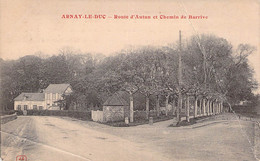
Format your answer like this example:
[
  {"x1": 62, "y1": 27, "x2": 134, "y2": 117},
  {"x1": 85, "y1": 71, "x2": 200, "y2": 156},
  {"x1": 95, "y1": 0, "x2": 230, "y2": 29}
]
[
  {"x1": 201, "y1": 36, "x2": 207, "y2": 116},
  {"x1": 176, "y1": 30, "x2": 183, "y2": 123}
]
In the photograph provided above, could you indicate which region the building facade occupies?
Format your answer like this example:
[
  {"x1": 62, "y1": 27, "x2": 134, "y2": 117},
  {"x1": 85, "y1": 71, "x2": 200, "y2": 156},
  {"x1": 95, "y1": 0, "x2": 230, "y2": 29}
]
[
  {"x1": 44, "y1": 84, "x2": 72, "y2": 110},
  {"x1": 14, "y1": 93, "x2": 45, "y2": 110},
  {"x1": 102, "y1": 91, "x2": 130, "y2": 122},
  {"x1": 14, "y1": 84, "x2": 72, "y2": 111}
]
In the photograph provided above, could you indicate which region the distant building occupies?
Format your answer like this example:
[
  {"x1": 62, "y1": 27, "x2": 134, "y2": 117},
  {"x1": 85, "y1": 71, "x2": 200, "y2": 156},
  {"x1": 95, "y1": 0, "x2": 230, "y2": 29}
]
[
  {"x1": 238, "y1": 100, "x2": 251, "y2": 106},
  {"x1": 14, "y1": 84, "x2": 72, "y2": 111},
  {"x1": 44, "y1": 84, "x2": 72, "y2": 110},
  {"x1": 14, "y1": 93, "x2": 45, "y2": 110},
  {"x1": 103, "y1": 91, "x2": 130, "y2": 122}
]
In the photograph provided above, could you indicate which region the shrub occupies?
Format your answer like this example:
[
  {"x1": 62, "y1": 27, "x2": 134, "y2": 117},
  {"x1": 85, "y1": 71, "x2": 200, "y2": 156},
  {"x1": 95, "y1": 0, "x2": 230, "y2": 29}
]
[{"x1": 14, "y1": 110, "x2": 23, "y2": 115}]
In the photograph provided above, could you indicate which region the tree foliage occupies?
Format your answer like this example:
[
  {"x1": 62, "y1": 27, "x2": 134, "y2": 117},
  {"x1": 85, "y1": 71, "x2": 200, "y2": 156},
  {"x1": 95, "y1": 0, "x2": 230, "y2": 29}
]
[{"x1": 0, "y1": 34, "x2": 258, "y2": 112}]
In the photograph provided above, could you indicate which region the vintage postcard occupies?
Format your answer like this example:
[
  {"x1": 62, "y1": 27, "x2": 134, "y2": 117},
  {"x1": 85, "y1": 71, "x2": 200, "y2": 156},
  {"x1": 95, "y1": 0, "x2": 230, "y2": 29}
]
[{"x1": 0, "y1": 0, "x2": 260, "y2": 161}]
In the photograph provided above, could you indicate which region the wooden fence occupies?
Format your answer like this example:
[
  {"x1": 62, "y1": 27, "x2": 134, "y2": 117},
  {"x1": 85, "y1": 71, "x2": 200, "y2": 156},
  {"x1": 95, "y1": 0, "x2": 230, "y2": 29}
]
[{"x1": 91, "y1": 110, "x2": 104, "y2": 122}]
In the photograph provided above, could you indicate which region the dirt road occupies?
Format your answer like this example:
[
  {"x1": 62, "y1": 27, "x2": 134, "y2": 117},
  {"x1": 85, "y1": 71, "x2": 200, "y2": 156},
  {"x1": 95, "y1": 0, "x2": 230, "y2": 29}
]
[
  {"x1": 1, "y1": 116, "x2": 170, "y2": 161},
  {"x1": 1, "y1": 115, "x2": 258, "y2": 161}
]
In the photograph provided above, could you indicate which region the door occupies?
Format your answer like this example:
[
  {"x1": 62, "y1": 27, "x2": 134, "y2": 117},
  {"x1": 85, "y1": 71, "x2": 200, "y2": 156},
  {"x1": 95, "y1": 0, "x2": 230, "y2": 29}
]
[{"x1": 23, "y1": 105, "x2": 28, "y2": 115}]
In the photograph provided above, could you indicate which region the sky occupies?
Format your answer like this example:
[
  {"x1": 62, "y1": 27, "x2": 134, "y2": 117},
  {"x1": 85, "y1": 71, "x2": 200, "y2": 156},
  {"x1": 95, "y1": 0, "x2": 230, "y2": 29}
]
[{"x1": 0, "y1": 0, "x2": 259, "y2": 92}]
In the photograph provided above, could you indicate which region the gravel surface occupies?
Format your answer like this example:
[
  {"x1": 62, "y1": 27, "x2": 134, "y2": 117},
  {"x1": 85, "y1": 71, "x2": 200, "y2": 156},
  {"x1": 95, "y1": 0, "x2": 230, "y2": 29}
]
[{"x1": 1, "y1": 114, "x2": 258, "y2": 161}]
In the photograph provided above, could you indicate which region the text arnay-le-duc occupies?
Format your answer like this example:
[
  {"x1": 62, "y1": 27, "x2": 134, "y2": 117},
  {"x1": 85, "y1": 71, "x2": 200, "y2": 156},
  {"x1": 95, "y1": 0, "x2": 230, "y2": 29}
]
[{"x1": 61, "y1": 14, "x2": 208, "y2": 19}]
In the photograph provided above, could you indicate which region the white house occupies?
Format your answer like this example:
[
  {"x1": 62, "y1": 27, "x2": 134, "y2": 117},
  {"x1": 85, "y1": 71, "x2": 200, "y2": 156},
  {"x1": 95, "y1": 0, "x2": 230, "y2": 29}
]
[
  {"x1": 44, "y1": 84, "x2": 72, "y2": 110},
  {"x1": 14, "y1": 84, "x2": 72, "y2": 110},
  {"x1": 14, "y1": 93, "x2": 45, "y2": 110}
]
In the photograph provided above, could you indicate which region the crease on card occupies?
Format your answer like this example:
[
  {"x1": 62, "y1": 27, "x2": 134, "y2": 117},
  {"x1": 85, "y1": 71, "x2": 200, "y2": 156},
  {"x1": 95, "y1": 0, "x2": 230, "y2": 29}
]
[
  {"x1": 177, "y1": 1, "x2": 260, "y2": 160},
  {"x1": 0, "y1": 130, "x2": 92, "y2": 161}
]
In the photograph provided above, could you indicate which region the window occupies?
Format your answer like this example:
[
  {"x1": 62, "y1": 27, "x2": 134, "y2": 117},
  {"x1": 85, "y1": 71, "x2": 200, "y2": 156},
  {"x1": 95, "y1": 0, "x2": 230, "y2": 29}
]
[
  {"x1": 57, "y1": 94, "x2": 60, "y2": 100},
  {"x1": 52, "y1": 93, "x2": 56, "y2": 100},
  {"x1": 39, "y1": 106, "x2": 43, "y2": 110},
  {"x1": 33, "y1": 105, "x2": 37, "y2": 110},
  {"x1": 47, "y1": 94, "x2": 50, "y2": 100},
  {"x1": 24, "y1": 105, "x2": 28, "y2": 110},
  {"x1": 17, "y1": 105, "x2": 21, "y2": 110}
]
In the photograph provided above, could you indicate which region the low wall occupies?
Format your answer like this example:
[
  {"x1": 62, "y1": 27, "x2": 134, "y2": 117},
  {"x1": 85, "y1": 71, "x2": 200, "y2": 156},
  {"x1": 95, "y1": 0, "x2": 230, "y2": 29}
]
[
  {"x1": 15, "y1": 110, "x2": 92, "y2": 121},
  {"x1": 103, "y1": 106, "x2": 125, "y2": 122},
  {"x1": 0, "y1": 110, "x2": 16, "y2": 115},
  {"x1": 1, "y1": 113, "x2": 17, "y2": 124}
]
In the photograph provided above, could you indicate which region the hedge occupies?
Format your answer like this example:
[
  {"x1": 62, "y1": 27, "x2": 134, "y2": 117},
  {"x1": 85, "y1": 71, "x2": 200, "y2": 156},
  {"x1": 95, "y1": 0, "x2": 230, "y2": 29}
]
[
  {"x1": 0, "y1": 110, "x2": 16, "y2": 116},
  {"x1": 15, "y1": 110, "x2": 91, "y2": 121},
  {"x1": 133, "y1": 110, "x2": 173, "y2": 121}
]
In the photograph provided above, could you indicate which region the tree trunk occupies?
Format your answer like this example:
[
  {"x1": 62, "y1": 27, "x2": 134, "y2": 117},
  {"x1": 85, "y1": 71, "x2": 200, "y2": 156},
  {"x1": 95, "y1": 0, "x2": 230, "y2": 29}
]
[
  {"x1": 194, "y1": 96, "x2": 198, "y2": 118},
  {"x1": 186, "y1": 95, "x2": 190, "y2": 122},
  {"x1": 217, "y1": 102, "x2": 219, "y2": 114},
  {"x1": 209, "y1": 100, "x2": 212, "y2": 115},
  {"x1": 165, "y1": 95, "x2": 169, "y2": 116},
  {"x1": 145, "y1": 95, "x2": 149, "y2": 119},
  {"x1": 156, "y1": 95, "x2": 160, "y2": 117},
  {"x1": 214, "y1": 102, "x2": 216, "y2": 114},
  {"x1": 216, "y1": 103, "x2": 219, "y2": 114},
  {"x1": 214, "y1": 102, "x2": 218, "y2": 115},
  {"x1": 130, "y1": 93, "x2": 134, "y2": 123},
  {"x1": 184, "y1": 95, "x2": 187, "y2": 112},
  {"x1": 208, "y1": 100, "x2": 211, "y2": 115},
  {"x1": 212, "y1": 102, "x2": 215, "y2": 115},
  {"x1": 172, "y1": 98, "x2": 176, "y2": 116},
  {"x1": 211, "y1": 101, "x2": 213, "y2": 114},
  {"x1": 206, "y1": 99, "x2": 210, "y2": 116},
  {"x1": 220, "y1": 101, "x2": 223, "y2": 113},
  {"x1": 198, "y1": 99, "x2": 201, "y2": 116},
  {"x1": 202, "y1": 98, "x2": 206, "y2": 116},
  {"x1": 227, "y1": 102, "x2": 232, "y2": 113},
  {"x1": 176, "y1": 94, "x2": 182, "y2": 122}
]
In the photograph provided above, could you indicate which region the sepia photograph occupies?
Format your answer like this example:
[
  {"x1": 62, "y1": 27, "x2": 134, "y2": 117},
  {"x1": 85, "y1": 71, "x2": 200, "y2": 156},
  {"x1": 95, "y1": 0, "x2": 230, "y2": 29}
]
[{"x1": 0, "y1": 0, "x2": 260, "y2": 161}]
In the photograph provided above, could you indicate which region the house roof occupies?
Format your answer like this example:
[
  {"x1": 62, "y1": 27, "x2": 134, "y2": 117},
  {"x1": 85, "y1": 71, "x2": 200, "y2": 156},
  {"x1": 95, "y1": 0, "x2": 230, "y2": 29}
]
[
  {"x1": 14, "y1": 93, "x2": 45, "y2": 101},
  {"x1": 44, "y1": 84, "x2": 71, "y2": 94},
  {"x1": 103, "y1": 91, "x2": 129, "y2": 106}
]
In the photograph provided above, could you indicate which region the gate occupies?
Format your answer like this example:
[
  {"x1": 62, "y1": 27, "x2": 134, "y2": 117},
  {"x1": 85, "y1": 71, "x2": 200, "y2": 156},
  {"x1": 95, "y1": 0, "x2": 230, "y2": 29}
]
[{"x1": 91, "y1": 110, "x2": 104, "y2": 122}]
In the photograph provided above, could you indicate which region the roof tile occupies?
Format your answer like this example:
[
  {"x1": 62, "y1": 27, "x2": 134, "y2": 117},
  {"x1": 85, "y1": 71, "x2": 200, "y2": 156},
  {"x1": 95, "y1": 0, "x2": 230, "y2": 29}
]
[
  {"x1": 14, "y1": 93, "x2": 45, "y2": 101},
  {"x1": 44, "y1": 84, "x2": 71, "y2": 94}
]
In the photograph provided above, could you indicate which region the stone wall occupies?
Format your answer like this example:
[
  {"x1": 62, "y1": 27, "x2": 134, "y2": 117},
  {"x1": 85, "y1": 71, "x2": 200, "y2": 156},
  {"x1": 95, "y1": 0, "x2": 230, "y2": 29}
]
[
  {"x1": 103, "y1": 106, "x2": 125, "y2": 122},
  {"x1": 123, "y1": 105, "x2": 130, "y2": 119}
]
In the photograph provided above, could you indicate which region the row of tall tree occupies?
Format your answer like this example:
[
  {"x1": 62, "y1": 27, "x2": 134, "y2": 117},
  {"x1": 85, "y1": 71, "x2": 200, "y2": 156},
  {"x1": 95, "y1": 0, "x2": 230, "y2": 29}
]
[{"x1": 0, "y1": 34, "x2": 258, "y2": 119}]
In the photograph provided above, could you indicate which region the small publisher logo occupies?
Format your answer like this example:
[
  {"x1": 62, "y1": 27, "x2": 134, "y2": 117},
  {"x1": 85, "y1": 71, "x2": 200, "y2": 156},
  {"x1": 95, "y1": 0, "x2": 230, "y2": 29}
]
[{"x1": 16, "y1": 155, "x2": 27, "y2": 161}]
